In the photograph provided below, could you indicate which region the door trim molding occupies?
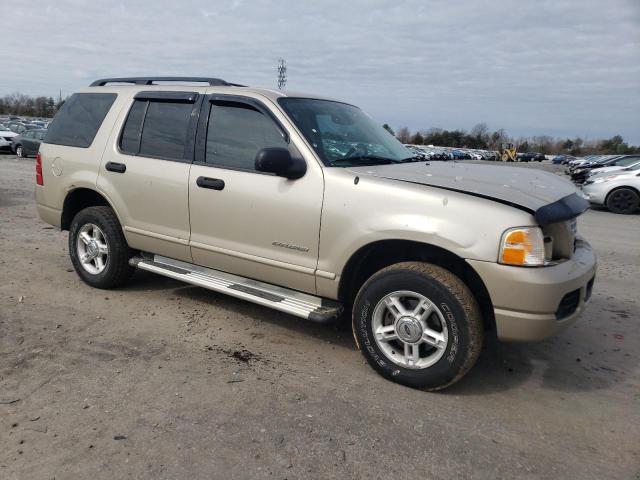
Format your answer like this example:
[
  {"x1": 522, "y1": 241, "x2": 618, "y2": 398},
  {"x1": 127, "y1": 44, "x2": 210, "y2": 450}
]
[
  {"x1": 190, "y1": 241, "x2": 316, "y2": 276},
  {"x1": 123, "y1": 226, "x2": 189, "y2": 245}
]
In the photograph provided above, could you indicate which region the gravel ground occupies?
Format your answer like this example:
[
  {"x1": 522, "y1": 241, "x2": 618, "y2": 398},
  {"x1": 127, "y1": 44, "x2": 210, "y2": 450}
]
[{"x1": 1, "y1": 154, "x2": 639, "y2": 480}]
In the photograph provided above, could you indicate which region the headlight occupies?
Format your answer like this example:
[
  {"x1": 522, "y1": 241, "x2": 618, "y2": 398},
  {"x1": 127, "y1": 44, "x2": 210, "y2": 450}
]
[
  {"x1": 499, "y1": 227, "x2": 546, "y2": 266},
  {"x1": 592, "y1": 175, "x2": 619, "y2": 184}
]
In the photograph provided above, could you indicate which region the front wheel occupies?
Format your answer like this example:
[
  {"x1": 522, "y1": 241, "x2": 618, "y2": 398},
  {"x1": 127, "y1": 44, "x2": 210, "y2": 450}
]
[
  {"x1": 69, "y1": 206, "x2": 134, "y2": 288},
  {"x1": 352, "y1": 262, "x2": 483, "y2": 390},
  {"x1": 606, "y1": 188, "x2": 639, "y2": 214},
  {"x1": 15, "y1": 145, "x2": 24, "y2": 158}
]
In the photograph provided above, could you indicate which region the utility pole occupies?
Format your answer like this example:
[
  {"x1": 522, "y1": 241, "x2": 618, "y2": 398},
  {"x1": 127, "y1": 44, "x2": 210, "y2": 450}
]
[{"x1": 277, "y1": 58, "x2": 287, "y2": 90}]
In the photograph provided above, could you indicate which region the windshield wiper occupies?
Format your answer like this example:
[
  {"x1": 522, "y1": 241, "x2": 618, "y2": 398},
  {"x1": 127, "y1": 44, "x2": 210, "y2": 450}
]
[{"x1": 329, "y1": 155, "x2": 400, "y2": 166}]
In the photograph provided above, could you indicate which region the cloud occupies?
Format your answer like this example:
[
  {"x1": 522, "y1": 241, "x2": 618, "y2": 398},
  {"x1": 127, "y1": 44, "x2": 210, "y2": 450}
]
[{"x1": 2, "y1": 0, "x2": 639, "y2": 142}]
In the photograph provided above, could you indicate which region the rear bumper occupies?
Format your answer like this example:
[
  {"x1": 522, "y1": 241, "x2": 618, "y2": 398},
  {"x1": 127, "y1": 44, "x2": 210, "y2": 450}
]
[
  {"x1": 36, "y1": 202, "x2": 62, "y2": 228},
  {"x1": 467, "y1": 239, "x2": 597, "y2": 341}
]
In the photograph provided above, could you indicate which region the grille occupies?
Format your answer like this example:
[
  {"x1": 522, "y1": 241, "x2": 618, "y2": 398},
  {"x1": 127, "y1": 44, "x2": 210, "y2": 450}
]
[{"x1": 556, "y1": 289, "x2": 580, "y2": 320}]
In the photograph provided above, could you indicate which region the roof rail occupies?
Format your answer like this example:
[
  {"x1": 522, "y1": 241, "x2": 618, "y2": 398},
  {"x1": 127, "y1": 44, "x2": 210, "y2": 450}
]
[{"x1": 89, "y1": 77, "x2": 245, "y2": 87}]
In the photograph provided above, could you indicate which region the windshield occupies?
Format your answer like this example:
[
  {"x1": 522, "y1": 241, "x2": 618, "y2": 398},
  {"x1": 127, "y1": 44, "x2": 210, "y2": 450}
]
[{"x1": 278, "y1": 98, "x2": 411, "y2": 166}]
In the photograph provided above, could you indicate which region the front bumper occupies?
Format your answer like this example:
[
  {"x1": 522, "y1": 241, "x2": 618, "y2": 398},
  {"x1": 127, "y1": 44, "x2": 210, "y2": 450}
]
[
  {"x1": 581, "y1": 183, "x2": 607, "y2": 206},
  {"x1": 467, "y1": 239, "x2": 597, "y2": 341}
]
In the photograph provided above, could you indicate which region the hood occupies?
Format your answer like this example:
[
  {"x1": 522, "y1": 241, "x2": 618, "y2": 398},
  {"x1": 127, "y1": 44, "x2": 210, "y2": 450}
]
[
  {"x1": 347, "y1": 161, "x2": 589, "y2": 225},
  {"x1": 0, "y1": 130, "x2": 18, "y2": 137}
]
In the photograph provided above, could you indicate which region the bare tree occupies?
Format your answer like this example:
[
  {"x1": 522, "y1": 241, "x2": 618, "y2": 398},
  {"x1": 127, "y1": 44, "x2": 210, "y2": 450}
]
[{"x1": 395, "y1": 126, "x2": 411, "y2": 143}]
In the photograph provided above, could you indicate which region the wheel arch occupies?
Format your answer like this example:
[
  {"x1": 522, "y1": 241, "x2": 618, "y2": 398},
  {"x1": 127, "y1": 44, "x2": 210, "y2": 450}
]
[
  {"x1": 605, "y1": 185, "x2": 640, "y2": 204},
  {"x1": 338, "y1": 239, "x2": 495, "y2": 333},
  {"x1": 61, "y1": 188, "x2": 116, "y2": 231}
]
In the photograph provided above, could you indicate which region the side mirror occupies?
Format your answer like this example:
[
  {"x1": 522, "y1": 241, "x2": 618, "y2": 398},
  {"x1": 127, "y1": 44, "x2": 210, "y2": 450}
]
[{"x1": 255, "y1": 147, "x2": 306, "y2": 180}]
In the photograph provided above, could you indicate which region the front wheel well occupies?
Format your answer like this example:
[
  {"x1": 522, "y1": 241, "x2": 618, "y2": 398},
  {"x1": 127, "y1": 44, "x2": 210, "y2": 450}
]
[
  {"x1": 338, "y1": 240, "x2": 495, "y2": 333},
  {"x1": 605, "y1": 185, "x2": 640, "y2": 203},
  {"x1": 61, "y1": 188, "x2": 111, "y2": 231}
]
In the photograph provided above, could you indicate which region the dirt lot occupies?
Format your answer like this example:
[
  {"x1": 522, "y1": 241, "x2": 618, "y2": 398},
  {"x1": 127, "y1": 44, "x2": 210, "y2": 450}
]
[{"x1": 1, "y1": 154, "x2": 639, "y2": 479}]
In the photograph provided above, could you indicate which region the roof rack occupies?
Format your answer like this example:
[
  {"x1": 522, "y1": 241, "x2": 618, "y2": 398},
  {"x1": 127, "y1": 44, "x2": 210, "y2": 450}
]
[{"x1": 89, "y1": 77, "x2": 245, "y2": 87}]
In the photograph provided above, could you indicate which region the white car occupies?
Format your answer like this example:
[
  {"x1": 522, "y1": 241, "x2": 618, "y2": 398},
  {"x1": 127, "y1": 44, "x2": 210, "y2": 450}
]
[
  {"x1": 587, "y1": 160, "x2": 640, "y2": 178},
  {"x1": 0, "y1": 127, "x2": 18, "y2": 151},
  {"x1": 582, "y1": 168, "x2": 640, "y2": 214}
]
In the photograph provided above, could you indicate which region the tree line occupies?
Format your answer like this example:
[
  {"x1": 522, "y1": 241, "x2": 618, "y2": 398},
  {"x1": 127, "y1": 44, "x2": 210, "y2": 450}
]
[
  {"x1": 383, "y1": 123, "x2": 640, "y2": 156},
  {"x1": 0, "y1": 93, "x2": 61, "y2": 118},
  {"x1": 1, "y1": 92, "x2": 637, "y2": 156}
]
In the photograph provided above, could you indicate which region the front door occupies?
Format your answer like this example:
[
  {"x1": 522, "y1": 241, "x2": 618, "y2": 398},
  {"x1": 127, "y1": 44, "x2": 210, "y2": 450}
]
[{"x1": 188, "y1": 94, "x2": 324, "y2": 293}]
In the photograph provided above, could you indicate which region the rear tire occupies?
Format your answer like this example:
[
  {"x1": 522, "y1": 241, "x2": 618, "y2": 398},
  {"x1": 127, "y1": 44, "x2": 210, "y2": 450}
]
[
  {"x1": 352, "y1": 262, "x2": 483, "y2": 390},
  {"x1": 606, "y1": 188, "x2": 639, "y2": 214},
  {"x1": 69, "y1": 206, "x2": 134, "y2": 289}
]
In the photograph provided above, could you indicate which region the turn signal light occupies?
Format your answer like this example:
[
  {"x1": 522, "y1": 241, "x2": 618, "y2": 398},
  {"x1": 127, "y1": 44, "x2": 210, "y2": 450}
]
[{"x1": 499, "y1": 227, "x2": 546, "y2": 266}]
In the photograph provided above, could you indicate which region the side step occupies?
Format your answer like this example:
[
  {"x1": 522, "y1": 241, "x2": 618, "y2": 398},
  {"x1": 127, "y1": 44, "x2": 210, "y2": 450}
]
[{"x1": 129, "y1": 255, "x2": 342, "y2": 323}]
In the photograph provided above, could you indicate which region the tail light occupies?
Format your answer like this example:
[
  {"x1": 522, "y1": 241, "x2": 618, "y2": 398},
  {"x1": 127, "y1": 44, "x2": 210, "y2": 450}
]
[{"x1": 36, "y1": 153, "x2": 43, "y2": 186}]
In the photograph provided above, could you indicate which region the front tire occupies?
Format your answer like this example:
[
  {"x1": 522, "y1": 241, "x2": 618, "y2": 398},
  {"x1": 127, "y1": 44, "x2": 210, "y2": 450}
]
[
  {"x1": 69, "y1": 206, "x2": 134, "y2": 289},
  {"x1": 352, "y1": 262, "x2": 483, "y2": 390},
  {"x1": 15, "y1": 145, "x2": 24, "y2": 158},
  {"x1": 606, "y1": 188, "x2": 639, "y2": 214}
]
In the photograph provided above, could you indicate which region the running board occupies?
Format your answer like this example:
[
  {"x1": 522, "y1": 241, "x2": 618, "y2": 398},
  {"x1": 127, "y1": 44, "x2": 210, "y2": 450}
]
[{"x1": 129, "y1": 255, "x2": 342, "y2": 323}]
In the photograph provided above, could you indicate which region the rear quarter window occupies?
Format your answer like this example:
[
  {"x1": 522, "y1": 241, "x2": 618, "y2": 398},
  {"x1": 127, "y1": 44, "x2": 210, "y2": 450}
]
[{"x1": 44, "y1": 93, "x2": 116, "y2": 148}]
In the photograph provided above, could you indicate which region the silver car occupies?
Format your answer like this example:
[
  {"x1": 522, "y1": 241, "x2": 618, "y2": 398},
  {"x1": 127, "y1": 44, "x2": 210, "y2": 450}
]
[{"x1": 582, "y1": 167, "x2": 640, "y2": 214}]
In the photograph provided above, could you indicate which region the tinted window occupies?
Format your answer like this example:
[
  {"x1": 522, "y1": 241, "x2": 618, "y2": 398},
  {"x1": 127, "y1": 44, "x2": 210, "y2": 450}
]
[
  {"x1": 119, "y1": 99, "x2": 193, "y2": 160},
  {"x1": 119, "y1": 100, "x2": 146, "y2": 154},
  {"x1": 205, "y1": 101, "x2": 287, "y2": 170},
  {"x1": 45, "y1": 93, "x2": 116, "y2": 148}
]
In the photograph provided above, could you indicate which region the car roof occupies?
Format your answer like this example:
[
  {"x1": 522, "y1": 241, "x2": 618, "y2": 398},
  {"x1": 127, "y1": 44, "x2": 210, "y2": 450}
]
[{"x1": 81, "y1": 78, "x2": 340, "y2": 104}]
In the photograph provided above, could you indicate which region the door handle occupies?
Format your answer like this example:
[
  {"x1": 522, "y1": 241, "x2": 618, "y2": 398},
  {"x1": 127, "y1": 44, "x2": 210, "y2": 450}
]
[
  {"x1": 105, "y1": 162, "x2": 126, "y2": 173},
  {"x1": 196, "y1": 176, "x2": 225, "y2": 190}
]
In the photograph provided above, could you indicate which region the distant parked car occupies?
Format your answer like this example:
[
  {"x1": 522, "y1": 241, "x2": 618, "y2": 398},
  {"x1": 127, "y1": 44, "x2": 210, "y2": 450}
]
[
  {"x1": 517, "y1": 152, "x2": 534, "y2": 162},
  {"x1": 552, "y1": 154, "x2": 575, "y2": 164},
  {"x1": 532, "y1": 152, "x2": 545, "y2": 162},
  {"x1": 0, "y1": 125, "x2": 18, "y2": 151},
  {"x1": 571, "y1": 155, "x2": 640, "y2": 183},
  {"x1": 451, "y1": 149, "x2": 470, "y2": 159},
  {"x1": 11, "y1": 129, "x2": 47, "y2": 158},
  {"x1": 582, "y1": 169, "x2": 640, "y2": 214}
]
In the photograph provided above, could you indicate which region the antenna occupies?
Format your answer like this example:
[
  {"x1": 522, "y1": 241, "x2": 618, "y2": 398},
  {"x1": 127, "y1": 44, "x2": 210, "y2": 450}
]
[{"x1": 277, "y1": 58, "x2": 287, "y2": 90}]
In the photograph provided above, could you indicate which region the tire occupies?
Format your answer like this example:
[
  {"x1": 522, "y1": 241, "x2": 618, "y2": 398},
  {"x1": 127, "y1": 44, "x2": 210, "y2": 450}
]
[
  {"x1": 606, "y1": 188, "x2": 640, "y2": 214},
  {"x1": 15, "y1": 145, "x2": 24, "y2": 158},
  {"x1": 69, "y1": 206, "x2": 134, "y2": 289},
  {"x1": 352, "y1": 262, "x2": 483, "y2": 390}
]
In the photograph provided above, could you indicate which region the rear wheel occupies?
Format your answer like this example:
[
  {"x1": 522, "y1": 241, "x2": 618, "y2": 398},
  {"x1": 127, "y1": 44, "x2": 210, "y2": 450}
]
[
  {"x1": 352, "y1": 262, "x2": 483, "y2": 390},
  {"x1": 69, "y1": 206, "x2": 134, "y2": 288},
  {"x1": 606, "y1": 188, "x2": 639, "y2": 214}
]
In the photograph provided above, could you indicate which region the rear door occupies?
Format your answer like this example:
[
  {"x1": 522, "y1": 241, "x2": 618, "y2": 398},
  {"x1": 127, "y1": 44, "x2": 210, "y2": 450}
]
[
  {"x1": 97, "y1": 91, "x2": 202, "y2": 262},
  {"x1": 187, "y1": 94, "x2": 324, "y2": 293}
]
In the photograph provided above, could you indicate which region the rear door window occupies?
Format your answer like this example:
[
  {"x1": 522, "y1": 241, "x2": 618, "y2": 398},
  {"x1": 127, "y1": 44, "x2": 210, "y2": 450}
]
[
  {"x1": 44, "y1": 93, "x2": 116, "y2": 148},
  {"x1": 119, "y1": 95, "x2": 196, "y2": 161}
]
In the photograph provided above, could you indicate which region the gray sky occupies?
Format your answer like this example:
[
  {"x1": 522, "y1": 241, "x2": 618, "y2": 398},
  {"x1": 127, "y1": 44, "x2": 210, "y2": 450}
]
[{"x1": 4, "y1": 0, "x2": 639, "y2": 143}]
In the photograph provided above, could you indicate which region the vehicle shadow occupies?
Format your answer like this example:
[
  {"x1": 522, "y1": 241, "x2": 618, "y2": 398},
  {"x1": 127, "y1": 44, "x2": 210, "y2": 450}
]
[
  {"x1": 123, "y1": 271, "x2": 637, "y2": 395},
  {"x1": 447, "y1": 299, "x2": 637, "y2": 395},
  {"x1": 122, "y1": 270, "x2": 356, "y2": 350}
]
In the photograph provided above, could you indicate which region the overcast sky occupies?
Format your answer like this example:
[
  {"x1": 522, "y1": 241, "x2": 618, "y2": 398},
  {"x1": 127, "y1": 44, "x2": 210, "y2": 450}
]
[{"x1": 3, "y1": 0, "x2": 639, "y2": 142}]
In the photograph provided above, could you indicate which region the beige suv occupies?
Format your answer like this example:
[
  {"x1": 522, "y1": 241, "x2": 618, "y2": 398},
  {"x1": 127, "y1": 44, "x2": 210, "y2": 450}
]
[{"x1": 35, "y1": 77, "x2": 596, "y2": 389}]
